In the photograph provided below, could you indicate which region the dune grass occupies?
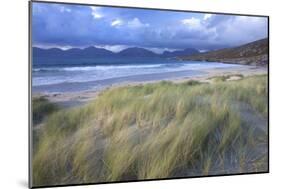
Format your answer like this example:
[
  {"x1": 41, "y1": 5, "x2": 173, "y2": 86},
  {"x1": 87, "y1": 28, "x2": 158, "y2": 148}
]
[
  {"x1": 32, "y1": 74, "x2": 268, "y2": 187},
  {"x1": 32, "y1": 96, "x2": 59, "y2": 125},
  {"x1": 32, "y1": 97, "x2": 60, "y2": 153},
  {"x1": 208, "y1": 74, "x2": 244, "y2": 82}
]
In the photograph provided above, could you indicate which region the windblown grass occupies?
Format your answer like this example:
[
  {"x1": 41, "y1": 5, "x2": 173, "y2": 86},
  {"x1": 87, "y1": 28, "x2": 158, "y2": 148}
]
[
  {"x1": 208, "y1": 74, "x2": 244, "y2": 82},
  {"x1": 32, "y1": 75, "x2": 268, "y2": 187},
  {"x1": 32, "y1": 96, "x2": 59, "y2": 125},
  {"x1": 32, "y1": 97, "x2": 59, "y2": 153}
]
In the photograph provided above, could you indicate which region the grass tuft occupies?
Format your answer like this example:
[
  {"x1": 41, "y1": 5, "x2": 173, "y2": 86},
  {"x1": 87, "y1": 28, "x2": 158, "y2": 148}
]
[{"x1": 32, "y1": 97, "x2": 59, "y2": 125}]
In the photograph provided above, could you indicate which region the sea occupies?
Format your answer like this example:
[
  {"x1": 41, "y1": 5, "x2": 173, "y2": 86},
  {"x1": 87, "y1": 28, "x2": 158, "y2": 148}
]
[{"x1": 32, "y1": 57, "x2": 244, "y2": 93}]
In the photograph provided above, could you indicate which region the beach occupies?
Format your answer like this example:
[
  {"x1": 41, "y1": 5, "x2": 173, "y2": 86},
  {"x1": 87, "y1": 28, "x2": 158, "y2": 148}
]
[{"x1": 33, "y1": 65, "x2": 267, "y2": 108}]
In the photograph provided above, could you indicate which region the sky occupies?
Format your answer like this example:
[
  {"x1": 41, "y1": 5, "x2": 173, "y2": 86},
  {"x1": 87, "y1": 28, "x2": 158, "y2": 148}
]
[{"x1": 32, "y1": 2, "x2": 268, "y2": 53}]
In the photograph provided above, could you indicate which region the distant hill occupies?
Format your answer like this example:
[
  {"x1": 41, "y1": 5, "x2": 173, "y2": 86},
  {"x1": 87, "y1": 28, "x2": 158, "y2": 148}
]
[
  {"x1": 33, "y1": 46, "x2": 114, "y2": 58},
  {"x1": 118, "y1": 47, "x2": 159, "y2": 57},
  {"x1": 33, "y1": 39, "x2": 268, "y2": 66},
  {"x1": 33, "y1": 47, "x2": 64, "y2": 58},
  {"x1": 178, "y1": 38, "x2": 268, "y2": 66},
  {"x1": 162, "y1": 48, "x2": 199, "y2": 58},
  {"x1": 80, "y1": 46, "x2": 115, "y2": 57},
  {"x1": 33, "y1": 46, "x2": 200, "y2": 59}
]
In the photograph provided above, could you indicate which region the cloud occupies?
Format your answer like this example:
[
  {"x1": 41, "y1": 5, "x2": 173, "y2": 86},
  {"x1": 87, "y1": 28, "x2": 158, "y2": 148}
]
[
  {"x1": 127, "y1": 18, "x2": 149, "y2": 28},
  {"x1": 182, "y1": 17, "x2": 201, "y2": 29},
  {"x1": 95, "y1": 44, "x2": 130, "y2": 52},
  {"x1": 110, "y1": 17, "x2": 149, "y2": 29},
  {"x1": 179, "y1": 16, "x2": 217, "y2": 41},
  {"x1": 204, "y1": 14, "x2": 212, "y2": 20},
  {"x1": 207, "y1": 15, "x2": 268, "y2": 47},
  {"x1": 146, "y1": 47, "x2": 181, "y2": 54},
  {"x1": 60, "y1": 7, "x2": 71, "y2": 13},
  {"x1": 32, "y1": 2, "x2": 268, "y2": 50},
  {"x1": 34, "y1": 44, "x2": 76, "y2": 50},
  {"x1": 90, "y1": 6, "x2": 103, "y2": 19},
  {"x1": 111, "y1": 19, "x2": 123, "y2": 27}
]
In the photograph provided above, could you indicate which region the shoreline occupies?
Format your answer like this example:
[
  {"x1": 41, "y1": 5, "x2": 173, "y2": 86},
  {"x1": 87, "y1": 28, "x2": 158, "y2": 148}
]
[
  {"x1": 177, "y1": 54, "x2": 268, "y2": 66},
  {"x1": 32, "y1": 65, "x2": 267, "y2": 108}
]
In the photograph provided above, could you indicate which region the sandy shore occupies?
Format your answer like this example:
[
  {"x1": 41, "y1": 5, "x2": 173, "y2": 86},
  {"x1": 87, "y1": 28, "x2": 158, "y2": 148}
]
[{"x1": 32, "y1": 65, "x2": 267, "y2": 108}]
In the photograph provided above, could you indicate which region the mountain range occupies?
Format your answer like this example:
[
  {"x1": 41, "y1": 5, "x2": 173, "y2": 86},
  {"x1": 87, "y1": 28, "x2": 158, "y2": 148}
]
[
  {"x1": 33, "y1": 38, "x2": 268, "y2": 66},
  {"x1": 33, "y1": 46, "x2": 199, "y2": 59},
  {"x1": 178, "y1": 38, "x2": 268, "y2": 66}
]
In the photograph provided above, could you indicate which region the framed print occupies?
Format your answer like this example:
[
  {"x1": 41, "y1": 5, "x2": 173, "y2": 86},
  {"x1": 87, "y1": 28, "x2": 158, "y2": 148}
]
[{"x1": 29, "y1": 1, "x2": 269, "y2": 188}]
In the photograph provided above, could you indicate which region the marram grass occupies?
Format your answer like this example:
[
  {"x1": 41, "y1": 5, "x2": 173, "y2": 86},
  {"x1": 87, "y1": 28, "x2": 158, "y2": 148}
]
[{"x1": 32, "y1": 75, "x2": 268, "y2": 186}]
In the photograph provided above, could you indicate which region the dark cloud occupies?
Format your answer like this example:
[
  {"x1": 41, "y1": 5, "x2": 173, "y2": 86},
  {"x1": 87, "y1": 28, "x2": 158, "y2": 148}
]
[{"x1": 32, "y1": 2, "x2": 268, "y2": 50}]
